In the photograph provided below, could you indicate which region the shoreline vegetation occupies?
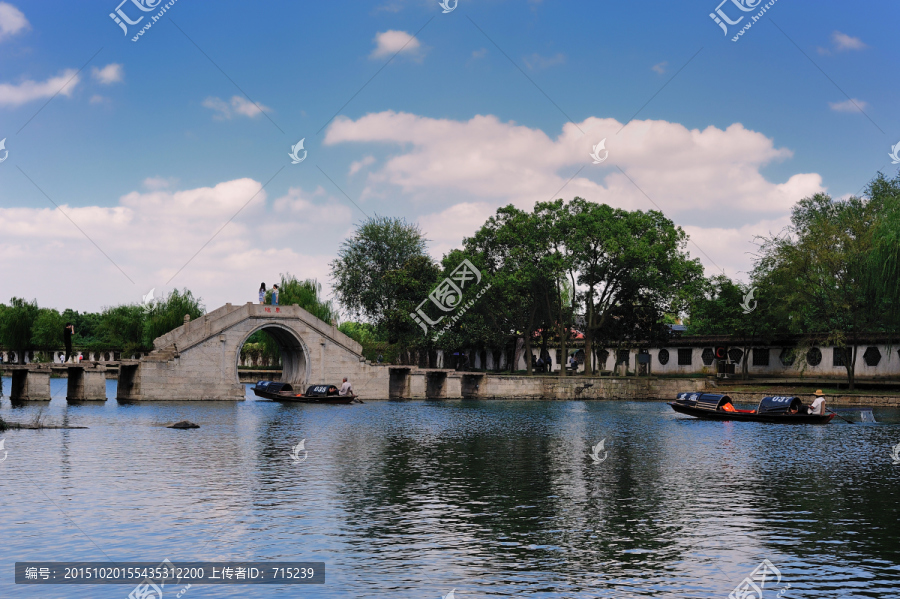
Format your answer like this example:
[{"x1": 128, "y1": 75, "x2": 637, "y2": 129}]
[{"x1": 2, "y1": 176, "x2": 899, "y2": 393}]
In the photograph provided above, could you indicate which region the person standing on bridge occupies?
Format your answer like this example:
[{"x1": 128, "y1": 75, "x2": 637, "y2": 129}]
[
  {"x1": 339, "y1": 377, "x2": 354, "y2": 397},
  {"x1": 63, "y1": 322, "x2": 75, "y2": 363},
  {"x1": 259, "y1": 282, "x2": 266, "y2": 304},
  {"x1": 272, "y1": 284, "x2": 279, "y2": 306}
]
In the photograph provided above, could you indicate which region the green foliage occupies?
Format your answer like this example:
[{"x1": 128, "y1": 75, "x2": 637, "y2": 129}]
[
  {"x1": 339, "y1": 321, "x2": 380, "y2": 345},
  {"x1": 31, "y1": 308, "x2": 64, "y2": 350},
  {"x1": 462, "y1": 206, "x2": 551, "y2": 368},
  {"x1": 62, "y1": 309, "x2": 103, "y2": 349},
  {"x1": 330, "y1": 215, "x2": 430, "y2": 324},
  {"x1": 686, "y1": 275, "x2": 748, "y2": 335},
  {"x1": 865, "y1": 172, "x2": 900, "y2": 324},
  {"x1": 752, "y1": 190, "x2": 886, "y2": 388},
  {"x1": 339, "y1": 321, "x2": 394, "y2": 362},
  {"x1": 0, "y1": 297, "x2": 39, "y2": 363},
  {"x1": 240, "y1": 340, "x2": 280, "y2": 368},
  {"x1": 381, "y1": 255, "x2": 442, "y2": 346},
  {"x1": 97, "y1": 304, "x2": 146, "y2": 355},
  {"x1": 143, "y1": 288, "x2": 205, "y2": 346},
  {"x1": 271, "y1": 274, "x2": 338, "y2": 324}
]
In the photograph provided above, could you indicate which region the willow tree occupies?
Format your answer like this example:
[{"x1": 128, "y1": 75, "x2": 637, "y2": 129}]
[
  {"x1": 865, "y1": 173, "x2": 900, "y2": 328},
  {"x1": 753, "y1": 191, "x2": 886, "y2": 389},
  {"x1": 274, "y1": 275, "x2": 338, "y2": 324},
  {"x1": 0, "y1": 298, "x2": 39, "y2": 363},
  {"x1": 143, "y1": 288, "x2": 205, "y2": 347}
]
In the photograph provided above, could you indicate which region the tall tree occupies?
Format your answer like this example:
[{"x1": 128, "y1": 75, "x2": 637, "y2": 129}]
[
  {"x1": 0, "y1": 298, "x2": 39, "y2": 363},
  {"x1": 97, "y1": 304, "x2": 145, "y2": 355},
  {"x1": 143, "y1": 288, "x2": 205, "y2": 346},
  {"x1": 535, "y1": 200, "x2": 578, "y2": 377},
  {"x1": 382, "y1": 255, "x2": 441, "y2": 357},
  {"x1": 569, "y1": 199, "x2": 703, "y2": 374},
  {"x1": 331, "y1": 216, "x2": 430, "y2": 326},
  {"x1": 463, "y1": 206, "x2": 552, "y2": 374},
  {"x1": 274, "y1": 274, "x2": 338, "y2": 324},
  {"x1": 31, "y1": 308, "x2": 64, "y2": 355},
  {"x1": 753, "y1": 192, "x2": 883, "y2": 389},
  {"x1": 865, "y1": 173, "x2": 900, "y2": 330}
]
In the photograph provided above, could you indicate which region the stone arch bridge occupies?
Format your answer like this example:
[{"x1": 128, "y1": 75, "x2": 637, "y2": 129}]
[{"x1": 117, "y1": 303, "x2": 390, "y2": 400}]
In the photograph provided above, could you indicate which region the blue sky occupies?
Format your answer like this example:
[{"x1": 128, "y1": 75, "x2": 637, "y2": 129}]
[{"x1": 1, "y1": 0, "x2": 898, "y2": 311}]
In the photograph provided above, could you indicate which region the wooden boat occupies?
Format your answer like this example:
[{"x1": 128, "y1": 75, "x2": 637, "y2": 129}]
[
  {"x1": 252, "y1": 381, "x2": 360, "y2": 404},
  {"x1": 669, "y1": 393, "x2": 835, "y2": 424}
]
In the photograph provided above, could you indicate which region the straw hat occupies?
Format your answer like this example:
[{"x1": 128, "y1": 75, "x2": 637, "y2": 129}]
[{"x1": 814, "y1": 389, "x2": 824, "y2": 396}]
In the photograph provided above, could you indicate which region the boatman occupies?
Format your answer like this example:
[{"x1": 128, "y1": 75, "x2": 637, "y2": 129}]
[
  {"x1": 808, "y1": 389, "x2": 826, "y2": 415},
  {"x1": 339, "y1": 377, "x2": 354, "y2": 397}
]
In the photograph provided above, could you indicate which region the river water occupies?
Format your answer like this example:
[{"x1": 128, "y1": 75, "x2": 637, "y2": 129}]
[{"x1": 1, "y1": 378, "x2": 899, "y2": 598}]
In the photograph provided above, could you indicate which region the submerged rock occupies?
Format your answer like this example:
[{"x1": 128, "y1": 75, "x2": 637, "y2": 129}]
[{"x1": 168, "y1": 420, "x2": 199, "y2": 429}]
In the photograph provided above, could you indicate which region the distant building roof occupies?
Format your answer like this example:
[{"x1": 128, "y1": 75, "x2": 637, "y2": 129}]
[{"x1": 667, "y1": 324, "x2": 687, "y2": 333}]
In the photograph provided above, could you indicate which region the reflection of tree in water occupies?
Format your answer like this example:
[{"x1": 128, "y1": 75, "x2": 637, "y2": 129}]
[
  {"x1": 245, "y1": 401, "x2": 900, "y2": 595},
  {"x1": 324, "y1": 403, "x2": 700, "y2": 592}
]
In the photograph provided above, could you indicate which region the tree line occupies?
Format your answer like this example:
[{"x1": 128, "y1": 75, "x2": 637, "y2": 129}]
[
  {"x1": 0, "y1": 274, "x2": 339, "y2": 367},
  {"x1": 332, "y1": 174, "x2": 900, "y2": 388},
  {"x1": 0, "y1": 289, "x2": 204, "y2": 363}
]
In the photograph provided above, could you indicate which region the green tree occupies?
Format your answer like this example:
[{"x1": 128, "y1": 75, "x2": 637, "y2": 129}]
[
  {"x1": 535, "y1": 199, "x2": 578, "y2": 377},
  {"x1": 686, "y1": 275, "x2": 747, "y2": 335},
  {"x1": 753, "y1": 192, "x2": 884, "y2": 389},
  {"x1": 330, "y1": 216, "x2": 430, "y2": 325},
  {"x1": 462, "y1": 206, "x2": 552, "y2": 374},
  {"x1": 568, "y1": 199, "x2": 703, "y2": 374},
  {"x1": 381, "y1": 255, "x2": 441, "y2": 360},
  {"x1": 865, "y1": 173, "x2": 900, "y2": 328},
  {"x1": 338, "y1": 321, "x2": 380, "y2": 345},
  {"x1": 143, "y1": 288, "x2": 205, "y2": 347},
  {"x1": 62, "y1": 309, "x2": 103, "y2": 349},
  {"x1": 0, "y1": 297, "x2": 39, "y2": 363},
  {"x1": 272, "y1": 274, "x2": 338, "y2": 324},
  {"x1": 31, "y1": 308, "x2": 64, "y2": 355},
  {"x1": 97, "y1": 304, "x2": 146, "y2": 355}
]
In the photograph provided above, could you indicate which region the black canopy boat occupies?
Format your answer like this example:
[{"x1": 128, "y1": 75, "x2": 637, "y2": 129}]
[
  {"x1": 669, "y1": 392, "x2": 835, "y2": 424},
  {"x1": 252, "y1": 381, "x2": 360, "y2": 404}
]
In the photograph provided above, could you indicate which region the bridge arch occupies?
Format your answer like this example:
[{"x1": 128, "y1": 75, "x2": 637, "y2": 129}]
[
  {"x1": 121, "y1": 303, "x2": 390, "y2": 400},
  {"x1": 237, "y1": 322, "x2": 311, "y2": 387}
]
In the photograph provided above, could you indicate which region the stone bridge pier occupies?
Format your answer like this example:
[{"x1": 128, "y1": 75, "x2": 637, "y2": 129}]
[{"x1": 118, "y1": 302, "x2": 390, "y2": 401}]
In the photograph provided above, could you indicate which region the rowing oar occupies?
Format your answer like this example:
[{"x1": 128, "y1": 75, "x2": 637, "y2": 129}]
[{"x1": 827, "y1": 408, "x2": 855, "y2": 424}]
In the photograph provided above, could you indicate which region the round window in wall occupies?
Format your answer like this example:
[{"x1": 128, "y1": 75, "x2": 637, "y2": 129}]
[
  {"x1": 806, "y1": 347, "x2": 822, "y2": 366},
  {"x1": 658, "y1": 348, "x2": 670, "y2": 365}
]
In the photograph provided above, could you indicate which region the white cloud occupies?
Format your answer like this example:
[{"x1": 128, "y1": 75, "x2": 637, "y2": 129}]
[
  {"x1": 89, "y1": 94, "x2": 107, "y2": 104},
  {"x1": 523, "y1": 52, "x2": 565, "y2": 70},
  {"x1": 370, "y1": 30, "x2": 422, "y2": 60},
  {"x1": 143, "y1": 176, "x2": 178, "y2": 190},
  {"x1": 0, "y1": 69, "x2": 79, "y2": 107},
  {"x1": 91, "y1": 63, "x2": 124, "y2": 85},
  {"x1": 652, "y1": 61, "x2": 668, "y2": 75},
  {"x1": 324, "y1": 111, "x2": 825, "y2": 279},
  {"x1": 0, "y1": 2, "x2": 29, "y2": 41},
  {"x1": 471, "y1": 48, "x2": 487, "y2": 60},
  {"x1": 829, "y1": 98, "x2": 868, "y2": 112},
  {"x1": 0, "y1": 179, "x2": 353, "y2": 311},
  {"x1": 349, "y1": 155, "x2": 376, "y2": 176},
  {"x1": 202, "y1": 95, "x2": 271, "y2": 119},
  {"x1": 818, "y1": 31, "x2": 867, "y2": 54},
  {"x1": 832, "y1": 31, "x2": 866, "y2": 51}
]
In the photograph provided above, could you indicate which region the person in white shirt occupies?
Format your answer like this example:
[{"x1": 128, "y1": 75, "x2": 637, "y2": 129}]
[
  {"x1": 339, "y1": 377, "x2": 353, "y2": 397},
  {"x1": 808, "y1": 390, "x2": 826, "y2": 415}
]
